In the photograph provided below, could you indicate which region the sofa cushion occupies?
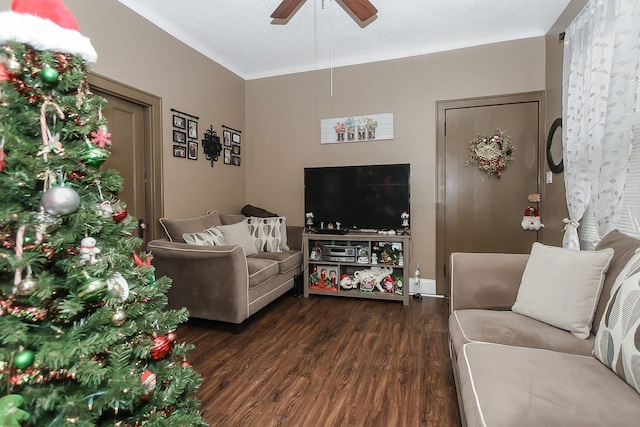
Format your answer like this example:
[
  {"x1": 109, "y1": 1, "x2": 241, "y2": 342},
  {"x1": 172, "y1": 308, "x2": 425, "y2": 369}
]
[
  {"x1": 457, "y1": 342, "x2": 640, "y2": 427},
  {"x1": 593, "y1": 230, "x2": 640, "y2": 334},
  {"x1": 181, "y1": 226, "x2": 227, "y2": 246},
  {"x1": 216, "y1": 220, "x2": 258, "y2": 256},
  {"x1": 512, "y1": 242, "x2": 614, "y2": 339},
  {"x1": 247, "y1": 216, "x2": 289, "y2": 252},
  {"x1": 220, "y1": 213, "x2": 246, "y2": 225},
  {"x1": 450, "y1": 309, "x2": 595, "y2": 357},
  {"x1": 249, "y1": 250, "x2": 302, "y2": 275},
  {"x1": 246, "y1": 258, "x2": 280, "y2": 288},
  {"x1": 594, "y1": 249, "x2": 640, "y2": 394},
  {"x1": 159, "y1": 211, "x2": 222, "y2": 243}
]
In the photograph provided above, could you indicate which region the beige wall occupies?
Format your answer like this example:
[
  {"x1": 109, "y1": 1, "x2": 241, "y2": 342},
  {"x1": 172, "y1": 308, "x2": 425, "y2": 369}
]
[
  {"x1": 246, "y1": 37, "x2": 546, "y2": 281},
  {"x1": 0, "y1": 0, "x2": 248, "y2": 218}
]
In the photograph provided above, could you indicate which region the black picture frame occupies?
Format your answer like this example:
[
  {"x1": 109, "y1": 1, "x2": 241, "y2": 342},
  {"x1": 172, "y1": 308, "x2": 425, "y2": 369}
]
[
  {"x1": 173, "y1": 115, "x2": 186, "y2": 129},
  {"x1": 232, "y1": 144, "x2": 241, "y2": 155},
  {"x1": 223, "y1": 148, "x2": 231, "y2": 164},
  {"x1": 223, "y1": 130, "x2": 231, "y2": 147},
  {"x1": 173, "y1": 130, "x2": 186, "y2": 144},
  {"x1": 232, "y1": 155, "x2": 241, "y2": 166},
  {"x1": 173, "y1": 145, "x2": 186, "y2": 158},
  {"x1": 232, "y1": 133, "x2": 241, "y2": 145},
  {"x1": 188, "y1": 120, "x2": 198, "y2": 139},
  {"x1": 188, "y1": 141, "x2": 198, "y2": 160}
]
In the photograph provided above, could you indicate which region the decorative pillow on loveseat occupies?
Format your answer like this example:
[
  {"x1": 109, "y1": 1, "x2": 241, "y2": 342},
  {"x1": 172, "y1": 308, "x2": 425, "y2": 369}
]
[
  {"x1": 512, "y1": 242, "x2": 614, "y2": 339},
  {"x1": 246, "y1": 216, "x2": 289, "y2": 252},
  {"x1": 216, "y1": 220, "x2": 258, "y2": 255},
  {"x1": 159, "y1": 211, "x2": 222, "y2": 243},
  {"x1": 182, "y1": 226, "x2": 227, "y2": 246},
  {"x1": 594, "y1": 248, "x2": 640, "y2": 393}
]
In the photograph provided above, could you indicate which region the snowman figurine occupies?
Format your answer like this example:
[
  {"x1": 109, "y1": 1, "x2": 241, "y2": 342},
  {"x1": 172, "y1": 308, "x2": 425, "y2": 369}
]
[
  {"x1": 80, "y1": 237, "x2": 101, "y2": 264},
  {"x1": 521, "y1": 206, "x2": 544, "y2": 231}
]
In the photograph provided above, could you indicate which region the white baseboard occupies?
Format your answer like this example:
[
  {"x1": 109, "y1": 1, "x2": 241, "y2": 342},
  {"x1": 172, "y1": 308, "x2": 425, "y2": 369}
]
[{"x1": 409, "y1": 278, "x2": 443, "y2": 297}]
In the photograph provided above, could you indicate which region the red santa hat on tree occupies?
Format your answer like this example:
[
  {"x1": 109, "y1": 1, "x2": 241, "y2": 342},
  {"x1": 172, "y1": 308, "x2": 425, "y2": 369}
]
[{"x1": 0, "y1": 0, "x2": 97, "y2": 63}]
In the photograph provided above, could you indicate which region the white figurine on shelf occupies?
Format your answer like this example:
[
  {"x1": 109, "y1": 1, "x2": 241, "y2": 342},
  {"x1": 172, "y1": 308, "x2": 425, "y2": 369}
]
[
  {"x1": 401, "y1": 211, "x2": 410, "y2": 227},
  {"x1": 305, "y1": 212, "x2": 314, "y2": 227}
]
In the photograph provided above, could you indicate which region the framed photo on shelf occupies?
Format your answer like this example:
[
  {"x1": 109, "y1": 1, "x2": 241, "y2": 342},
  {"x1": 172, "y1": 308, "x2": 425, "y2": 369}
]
[
  {"x1": 232, "y1": 132, "x2": 241, "y2": 145},
  {"x1": 173, "y1": 145, "x2": 186, "y2": 158},
  {"x1": 188, "y1": 119, "x2": 198, "y2": 139},
  {"x1": 232, "y1": 155, "x2": 241, "y2": 166},
  {"x1": 187, "y1": 141, "x2": 198, "y2": 160},
  {"x1": 223, "y1": 130, "x2": 231, "y2": 147},
  {"x1": 173, "y1": 115, "x2": 186, "y2": 129},
  {"x1": 223, "y1": 148, "x2": 231, "y2": 164},
  {"x1": 310, "y1": 265, "x2": 339, "y2": 289},
  {"x1": 232, "y1": 144, "x2": 241, "y2": 155},
  {"x1": 173, "y1": 130, "x2": 186, "y2": 144}
]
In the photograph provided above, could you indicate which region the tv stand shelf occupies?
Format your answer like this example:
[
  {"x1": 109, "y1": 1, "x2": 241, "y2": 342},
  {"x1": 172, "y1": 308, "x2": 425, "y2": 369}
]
[{"x1": 302, "y1": 232, "x2": 411, "y2": 305}]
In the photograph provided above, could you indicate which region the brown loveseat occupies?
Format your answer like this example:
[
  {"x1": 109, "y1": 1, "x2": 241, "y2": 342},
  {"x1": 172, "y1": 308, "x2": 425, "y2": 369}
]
[
  {"x1": 147, "y1": 211, "x2": 303, "y2": 325},
  {"x1": 449, "y1": 230, "x2": 640, "y2": 426}
]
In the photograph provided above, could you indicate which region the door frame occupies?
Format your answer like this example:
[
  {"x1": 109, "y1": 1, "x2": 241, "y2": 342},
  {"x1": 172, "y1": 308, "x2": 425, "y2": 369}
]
[
  {"x1": 87, "y1": 73, "x2": 164, "y2": 243},
  {"x1": 435, "y1": 91, "x2": 545, "y2": 294}
]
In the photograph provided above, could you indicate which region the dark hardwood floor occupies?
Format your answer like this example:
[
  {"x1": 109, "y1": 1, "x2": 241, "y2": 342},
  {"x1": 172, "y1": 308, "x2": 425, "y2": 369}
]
[{"x1": 177, "y1": 293, "x2": 461, "y2": 427}]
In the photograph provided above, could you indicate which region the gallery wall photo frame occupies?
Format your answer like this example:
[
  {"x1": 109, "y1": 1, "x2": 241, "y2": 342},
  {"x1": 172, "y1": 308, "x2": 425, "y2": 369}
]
[
  {"x1": 232, "y1": 155, "x2": 241, "y2": 166},
  {"x1": 224, "y1": 148, "x2": 231, "y2": 164},
  {"x1": 232, "y1": 144, "x2": 241, "y2": 155},
  {"x1": 188, "y1": 141, "x2": 198, "y2": 160},
  {"x1": 223, "y1": 130, "x2": 231, "y2": 147},
  {"x1": 188, "y1": 119, "x2": 198, "y2": 139},
  {"x1": 173, "y1": 145, "x2": 186, "y2": 158},
  {"x1": 173, "y1": 130, "x2": 186, "y2": 144},
  {"x1": 173, "y1": 115, "x2": 186, "y2": 129},
  {"x1": 232, "y1": 133, "x2": 241, "y2": 145}
]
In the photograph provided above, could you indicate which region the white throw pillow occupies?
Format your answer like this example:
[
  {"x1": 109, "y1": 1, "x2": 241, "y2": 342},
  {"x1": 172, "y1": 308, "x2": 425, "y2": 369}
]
[
  {"x1": 594, "y1": 249, "x2": 640, "y2": 393},
  {"x1": 247, "y1": 216, "x2": 288, "y2": 252},
  {"x1": 182, "y1": 226, "x2": 227, "y2": 246},
  {"x1": 512, "y1": 242, "x2": 614, "y2": 339},
  {"x1": 216, "y1": 220, "x2": 258, "y2": 255}
]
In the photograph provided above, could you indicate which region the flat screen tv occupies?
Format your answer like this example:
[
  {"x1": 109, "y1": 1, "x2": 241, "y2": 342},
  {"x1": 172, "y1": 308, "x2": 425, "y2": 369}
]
[{"x1": 304, "y1": 163, "x2": 410, "y2": 231}]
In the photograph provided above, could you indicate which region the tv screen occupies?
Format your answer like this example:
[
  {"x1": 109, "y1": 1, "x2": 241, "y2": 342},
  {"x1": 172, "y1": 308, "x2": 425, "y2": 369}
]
[{"x1": 304, "y1": 164, "x2": 410, "y2": 231}]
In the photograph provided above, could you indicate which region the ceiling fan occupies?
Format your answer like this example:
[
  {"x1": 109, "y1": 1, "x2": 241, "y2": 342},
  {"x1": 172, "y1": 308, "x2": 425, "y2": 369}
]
[{"x1": 271, "y1": 0, "x2": 378, "y2": 23}]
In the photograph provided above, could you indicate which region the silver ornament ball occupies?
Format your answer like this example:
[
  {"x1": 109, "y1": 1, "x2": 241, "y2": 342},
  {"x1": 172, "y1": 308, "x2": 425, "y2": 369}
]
[
  {"x1": 42, "y1": 186, "x2": 80, "y2": 215},
  {"x1": 17, "y1": 274, "x2": 37, "y2": 296},
  {"x1": 111, "y1": 309, "x2": 127, "y2": 327}
]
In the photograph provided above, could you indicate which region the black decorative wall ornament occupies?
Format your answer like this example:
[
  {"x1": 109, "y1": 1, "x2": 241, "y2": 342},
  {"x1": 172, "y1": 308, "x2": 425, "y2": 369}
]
[{"x1": 201, "y1": 125, "x2": 222, "y2": 167}]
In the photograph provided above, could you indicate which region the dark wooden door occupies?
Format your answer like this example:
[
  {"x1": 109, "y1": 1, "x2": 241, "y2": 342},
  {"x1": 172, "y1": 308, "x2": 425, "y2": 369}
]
[
  {"x1": 436, "y1": 92, "x2": 544, "y2": 294},
  {"x1": 97, "y1": 92, "x2": 147, "y2": 242}
]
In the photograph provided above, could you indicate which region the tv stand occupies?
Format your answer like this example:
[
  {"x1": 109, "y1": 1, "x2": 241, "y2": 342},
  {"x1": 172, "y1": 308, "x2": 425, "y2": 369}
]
[{"x1": 302, "y1": 232, "x2": 410, "y2": 305}]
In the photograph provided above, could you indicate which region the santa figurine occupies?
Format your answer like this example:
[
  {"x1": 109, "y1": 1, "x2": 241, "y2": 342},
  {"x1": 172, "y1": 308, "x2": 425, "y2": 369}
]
[{"x1": 521, "y1": 206, "x2": 544, "y2": 231}]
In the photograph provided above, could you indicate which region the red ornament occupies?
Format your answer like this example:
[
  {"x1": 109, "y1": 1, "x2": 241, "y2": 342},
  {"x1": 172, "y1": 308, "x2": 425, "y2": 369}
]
[
  {"x1": 112, "y1": 208, "x2": 128, "y2": 223},
  {"x1": 140, "y1": 369, "x2": 156, "y2": 395},
  {"x1": 166, "y1": 331, "x2": 177, "y2": 343},
  {"x1": 181, "y1": 360, "x2": 190, "y2": 368},
  {"x1": 150, "y1": 334, "x2": 171, "y2": 360},
  {"x1": 90, "y1": 126, "x2": 112, "y2": 148}
]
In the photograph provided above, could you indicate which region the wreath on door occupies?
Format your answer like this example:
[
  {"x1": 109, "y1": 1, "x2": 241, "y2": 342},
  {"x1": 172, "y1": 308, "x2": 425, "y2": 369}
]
[{"x1": 464, "y1": 129, "x2": 515, "y2": 178}]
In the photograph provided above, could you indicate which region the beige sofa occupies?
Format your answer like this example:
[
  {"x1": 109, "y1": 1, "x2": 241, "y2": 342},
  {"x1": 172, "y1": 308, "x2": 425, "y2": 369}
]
[
  {"x1": 449, "y1": 230, "x2": 640, "y2": 426},
  {"x1": 147, "y1": 211, "x2": 303, "y2": 325}
]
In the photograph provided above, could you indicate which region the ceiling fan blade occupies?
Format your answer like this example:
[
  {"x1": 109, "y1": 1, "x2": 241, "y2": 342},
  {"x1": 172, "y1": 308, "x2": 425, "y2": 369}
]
[
  {"x1": 271, "y1": 0, "x2": 305, "y2": 20},
  {"x1": 340, "y1": 0, "x2": 377, "y2": 22}
]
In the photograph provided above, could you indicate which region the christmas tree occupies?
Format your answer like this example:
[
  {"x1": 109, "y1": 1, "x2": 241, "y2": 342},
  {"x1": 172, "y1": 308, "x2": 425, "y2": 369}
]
[{"x1": 0, "y1": 1, "x2": 206, "y2": 425}]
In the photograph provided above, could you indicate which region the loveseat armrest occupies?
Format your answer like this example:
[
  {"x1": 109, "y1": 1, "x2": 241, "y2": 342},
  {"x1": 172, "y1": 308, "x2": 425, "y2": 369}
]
[
  {"x1": 286, "y1": 225, "x2": 304, "y2": 251},
  {"x1": 147, "y1": 239, "x2": 250, "y2": 324},
  {"x1": 450, "y1": 252, "x2": 529, "y2": 313}
]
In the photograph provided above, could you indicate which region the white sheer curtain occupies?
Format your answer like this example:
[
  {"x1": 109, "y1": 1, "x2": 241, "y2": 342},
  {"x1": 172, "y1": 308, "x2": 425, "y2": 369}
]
[{"x1": 562, "y1": 0, "x2": 640, "y2": 250}]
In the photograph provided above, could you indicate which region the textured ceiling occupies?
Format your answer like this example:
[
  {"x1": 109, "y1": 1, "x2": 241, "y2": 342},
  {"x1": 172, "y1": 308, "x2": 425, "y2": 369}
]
[{"x1": 118, "y1": 0, "x2": 572, "y2": 80}]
